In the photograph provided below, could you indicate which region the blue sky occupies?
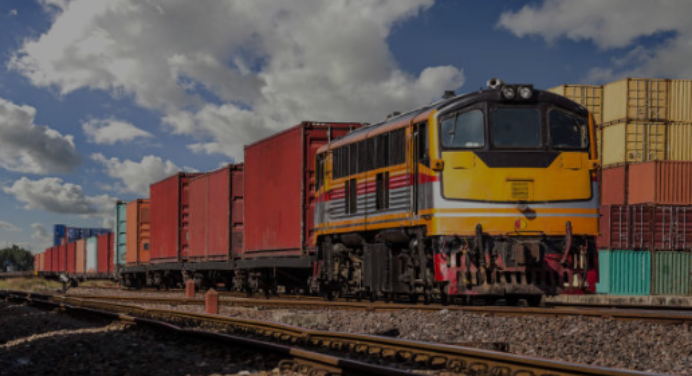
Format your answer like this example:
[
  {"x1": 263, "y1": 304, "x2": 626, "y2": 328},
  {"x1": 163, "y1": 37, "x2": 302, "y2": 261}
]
[{"x1": 0, "y1": 0, "x2": 687, "y2": 251}]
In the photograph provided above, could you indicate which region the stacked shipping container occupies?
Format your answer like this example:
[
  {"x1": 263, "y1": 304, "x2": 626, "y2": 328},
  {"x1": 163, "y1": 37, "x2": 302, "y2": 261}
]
[
  {"x1": 125, "y1": 199, "x2": 151, "y2": 266},
  {"x1": 553, "y1": 78, "x2": 692, "y2": 296}
]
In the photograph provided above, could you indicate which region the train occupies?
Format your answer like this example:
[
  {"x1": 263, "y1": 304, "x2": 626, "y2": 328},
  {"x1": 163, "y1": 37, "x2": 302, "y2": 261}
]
[{"x1": 39, "y1": 79, "x2": 601, "y2": 305}]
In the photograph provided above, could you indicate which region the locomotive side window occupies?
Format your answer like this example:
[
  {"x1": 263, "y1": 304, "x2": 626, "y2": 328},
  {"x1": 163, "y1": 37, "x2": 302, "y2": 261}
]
[
  {"x1": 440, "y1": 110, "x2": 485, "y2": 148},
  {"x1": 549, "y1": 109, "x2": 589, "y2": 149},
  {"x1": 492, "y1": 108, "x2": 540, "y2": 148}
]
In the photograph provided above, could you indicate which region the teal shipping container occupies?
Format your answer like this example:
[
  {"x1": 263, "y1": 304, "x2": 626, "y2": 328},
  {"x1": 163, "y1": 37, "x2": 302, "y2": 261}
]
[
  {"x1": 596, "y1": 249, "x2": 651, "y2": 295},
  {"x1": 86, "y1": 237, "x2": 98, "y2": 273},
  {"x1": 115, "y1": 201, "x2": 127, "y2": 266},
  {"x1": 653, "y1": 251, "x2": 691, "y2": 295}
]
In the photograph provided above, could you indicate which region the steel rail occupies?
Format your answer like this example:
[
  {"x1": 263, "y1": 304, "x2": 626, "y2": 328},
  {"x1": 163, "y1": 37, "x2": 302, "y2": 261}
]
[
  {"x1": 1, "y1": 290, "x2": 662, "y2": 376},
  {"x1": 1, "y1": 290, "x2": 413, "y2": 376},
  {"x1": 59, "y1": 293, "x2": 692, "y2": 325}
]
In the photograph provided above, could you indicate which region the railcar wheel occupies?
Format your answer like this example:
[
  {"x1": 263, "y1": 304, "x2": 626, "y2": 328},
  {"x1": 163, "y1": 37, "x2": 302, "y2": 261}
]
[
  {"x1": 440, "y1": 292, "x2": 450, "y2": 306},
  {"x1": 505, "y1": 297, "x2": 519, "y2": 306},
  {"x1": 409, "y1": 294, "x2": 419, "y2": 304}
]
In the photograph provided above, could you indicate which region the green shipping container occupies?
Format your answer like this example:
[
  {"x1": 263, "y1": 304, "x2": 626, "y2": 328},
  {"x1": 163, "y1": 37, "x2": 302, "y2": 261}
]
[
  {"x1": 653, "y1": 251, "x2": 691, "y2": 296},
  {"x1": 115, "y1": 202, "x2": 128, "y2": 266},
  {"x1": 596, "y1": 249, "x2": 651, "y2": 295}
]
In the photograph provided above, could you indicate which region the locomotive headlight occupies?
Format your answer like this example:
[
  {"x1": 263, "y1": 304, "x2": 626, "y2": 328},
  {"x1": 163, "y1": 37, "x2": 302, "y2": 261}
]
[
  {"x1": 518, "y1": 86, "x2": 533, "y2": 99},
  {"x1": 501, "y1": 86, "x2": 516, "y2": 100}
]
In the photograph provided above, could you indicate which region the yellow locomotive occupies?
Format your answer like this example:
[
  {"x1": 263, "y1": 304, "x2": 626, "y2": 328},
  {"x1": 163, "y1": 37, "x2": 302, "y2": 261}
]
[{"x1": 313, "y1": 79, "x2": 599, "y2": 305}]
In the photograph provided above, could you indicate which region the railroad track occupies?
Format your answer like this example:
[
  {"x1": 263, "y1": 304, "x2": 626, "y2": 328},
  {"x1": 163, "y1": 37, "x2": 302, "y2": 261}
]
[
  {"x1": 59, "y1": 292, "x2": 692, "y2": 325},
  {"x1": 0, "y1": 289, "x2": 662, "y2": 376}
]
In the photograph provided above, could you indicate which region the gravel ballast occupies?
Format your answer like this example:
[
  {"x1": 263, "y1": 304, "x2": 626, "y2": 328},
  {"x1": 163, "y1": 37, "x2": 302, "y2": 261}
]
[
  {"x1": 62, "y1": 287, "x2": 692, "y2": 374},
  {"x1": 0, "y1": 300, "x2": 302, "y2": 376}
]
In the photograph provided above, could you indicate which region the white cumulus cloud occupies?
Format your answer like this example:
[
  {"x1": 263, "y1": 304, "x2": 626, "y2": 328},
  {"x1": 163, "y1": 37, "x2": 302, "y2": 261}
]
[
  {"x1": 82, "y1": 117, "x2": 152, "y2": 144},
  {"x1": 0, "y1": 97, "x2": 81, "y2": 174},
  {"x1": 9, "y1": 0, "x2": 464, "y2": 160},
  {"x1": 498, "y1": 1, "x2": 692, "y2": 81},
  {"x1": 31, "y1": 223, "x2": 52, "y2": 249},
  {"x1": 0, "y1": 221, "x2": 20, "y2": 232},
  {"x1": 3, "y1": 177, "x2": 116, "y2": 226},
  {"x1": 91, "y1": 153, "x2": 181, "y2": 195}
]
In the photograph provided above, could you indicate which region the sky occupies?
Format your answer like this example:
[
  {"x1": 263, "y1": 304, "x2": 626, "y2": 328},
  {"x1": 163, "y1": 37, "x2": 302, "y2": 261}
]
[{"x1": 0, "y1": 0, "x2": 689, "y2": 252}]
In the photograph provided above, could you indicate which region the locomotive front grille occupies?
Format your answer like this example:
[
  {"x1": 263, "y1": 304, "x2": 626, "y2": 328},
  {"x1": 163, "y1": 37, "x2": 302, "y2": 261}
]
[{"x1": 510, "y1": 181, "x2": 530, "y2": 200}]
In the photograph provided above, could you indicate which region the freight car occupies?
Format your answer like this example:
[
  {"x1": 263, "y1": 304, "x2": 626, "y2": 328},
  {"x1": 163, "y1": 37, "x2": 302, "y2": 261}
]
[
  {"x1": 115, "y1": 80, "x2": 599, "y2": 305},
  {"x1": 312, "y1": 79, "x2": 600, "y2": 305}
]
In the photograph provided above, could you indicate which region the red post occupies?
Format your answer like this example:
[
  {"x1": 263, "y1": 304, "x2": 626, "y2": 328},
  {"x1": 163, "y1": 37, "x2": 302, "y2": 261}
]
[
  {"x1": 185, "y1": 279, "x2": 195, "y2": 298},
  {"x1": 205, "y1": 289, "x2": 219, "y2": 314}
]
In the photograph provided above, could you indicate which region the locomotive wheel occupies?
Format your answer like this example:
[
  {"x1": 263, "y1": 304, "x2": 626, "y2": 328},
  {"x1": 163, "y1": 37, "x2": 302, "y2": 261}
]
[{"x1": 440, "y1": 292, "x2": 450, "y2": 306}]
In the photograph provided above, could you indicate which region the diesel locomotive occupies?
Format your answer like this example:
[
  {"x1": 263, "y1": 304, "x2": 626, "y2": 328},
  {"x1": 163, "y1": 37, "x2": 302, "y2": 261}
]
[{"x1": 312, "y1": 79, "x2": 600, "y2": 305}]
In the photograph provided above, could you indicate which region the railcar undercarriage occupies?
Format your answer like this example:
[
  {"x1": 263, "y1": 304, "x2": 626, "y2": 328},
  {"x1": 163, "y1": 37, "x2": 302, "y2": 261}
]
[{"x1": 314, "y1": 225, "x2": 595, "y2": 305}]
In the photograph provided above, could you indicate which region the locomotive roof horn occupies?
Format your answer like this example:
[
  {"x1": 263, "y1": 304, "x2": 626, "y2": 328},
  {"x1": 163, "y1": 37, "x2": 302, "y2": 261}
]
[{"x1": 487, "y1": 78, "x2": 504, "y2": 89}]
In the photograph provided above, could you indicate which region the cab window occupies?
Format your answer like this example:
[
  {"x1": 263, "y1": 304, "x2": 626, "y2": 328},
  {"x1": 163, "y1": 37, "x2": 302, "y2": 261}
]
[
  {"x1": 492, "y1": 108, "x2": 540, "y2": 148},
  {"x1": 440, "y1": 110, "x2": 484, "y2": 148},
  {"x1": 549, "y1": 109, "x2": 589, "y2": 149}
]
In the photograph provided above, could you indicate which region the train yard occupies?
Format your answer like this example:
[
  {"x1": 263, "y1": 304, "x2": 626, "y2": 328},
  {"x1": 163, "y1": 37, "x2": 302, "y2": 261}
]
[
  {"x1": 1, "y1": 287, "x2": 672, "y2": 376},
  {"x1": 0, "y1": 284, "x2": 689, "y2": 375}
]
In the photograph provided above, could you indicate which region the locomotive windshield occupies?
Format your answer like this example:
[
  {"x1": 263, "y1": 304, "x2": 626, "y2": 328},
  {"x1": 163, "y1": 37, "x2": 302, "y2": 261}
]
[
  {"x1": 440, "y1": 109, "x2": 484, "y2": 148},
  {"x1": 492, "y1": 108, "x2": 541, "y2": 148},
  {"x1": 549, "y1": 109, "x2": 589, "y2": 149}
]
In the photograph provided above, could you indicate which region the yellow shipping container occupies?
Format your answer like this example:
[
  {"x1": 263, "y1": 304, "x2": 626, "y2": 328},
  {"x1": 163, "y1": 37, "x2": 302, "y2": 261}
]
[
  {"x1": 603, "y1": 78, "x2": 669, "y2": 123},
  {"x1": 669, "y1": 80, "x2": 692, "y2": 122},
  {"x1": 668, "y1": 122, "x2": 692, "y2": 161},
  {"x1": 548, "y1": 84, "x2": 603, "y2": 125},
  {"x1": 601, "y1": 121, "x2": 667, "y2": 167}
]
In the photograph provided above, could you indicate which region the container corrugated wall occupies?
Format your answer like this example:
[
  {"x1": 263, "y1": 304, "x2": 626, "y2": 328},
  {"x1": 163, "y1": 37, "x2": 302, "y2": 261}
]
[
  {"x1": 126, "y1": 199, "x2": 150, "y2": 266},
  {"x1": 596, "y1": 250, "x2": 612, "y2": 293},
  {"x1": 669, "y1": 80, "x2": 692, "y2": 122},
  {"x1": 668, "y1": 122, "x2": 692, "y2": 161},
  {"x1": 75, "y1": 239, "x2": 86, "y2": 274},
  {"x1": 611, "y1": 249, "x2": 651, "y2": 295},
  {"x1": 86, "y1": 237, "x2": 98, "y2": 273},
  {"x1": 115, "y1": 202, "x2": 127, "y2": 266},
  {"x1": 628, "y1": 161, "x2": 692, "y2": 205},
  {"x1": 601, "y1": 121, "x2": 668, "y2": 167},
  {"x1": 97, "y1": 233, "x2": 111, "y2": 273},
  {"x1": 548, "y1": 85, "x2": 603, "y2": 124},
  {"x1": 653, "y1": 251, "x2": 691, "y2": 295},
  {"x1": 600, "y1": 166, "x2": 626, "y2": 205},
  {"x1": 66, "y1": 243, "x2": 75, "y2": 273},
  {"x1": 603, "y1": 78, "x2": 669, "y2": 123}
]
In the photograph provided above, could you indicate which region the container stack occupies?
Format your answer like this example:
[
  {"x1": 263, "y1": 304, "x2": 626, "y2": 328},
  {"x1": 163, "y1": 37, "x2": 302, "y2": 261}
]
[{"x1": 568, "y1": 78, "x2": 692, "y2": 296}]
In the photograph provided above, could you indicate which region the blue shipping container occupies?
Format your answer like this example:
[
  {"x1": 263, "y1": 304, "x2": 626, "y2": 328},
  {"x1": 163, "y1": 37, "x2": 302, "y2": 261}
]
[
  {"x1": 53, "y1": 224, "x2": 67, "y2": 246},
  {"x1": 115, "y1": 202, "x2": 128, "y2": 266}
]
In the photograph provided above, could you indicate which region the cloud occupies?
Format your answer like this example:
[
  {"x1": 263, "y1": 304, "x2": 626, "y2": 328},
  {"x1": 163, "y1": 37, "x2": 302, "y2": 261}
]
[
  {"x1": 498, "y1": 1, "x2": 692, "y2": 81},
  {"x1": 3, "y1": 177, "x2": 116, "y2": 226},
  {"x1": 8, "y1": 9, "x2": 18, "y2": 16},
  {"x1": 10, "y1": 1, "x2": 464, "y2": 160},
  {"x1": 0, "y1": 97, "x2": 81, "y2": 174},
  {"x1": 91, "y1": 153, "x2": 181, "y2": 195},
  {"x1": 31, "y1": 223, "x2": 52, "y2": 249},
  {"x1": 82, "y1": 117, "x2": 152, "y2": 144},
  {"x1": 0, "y1": 221, "x2": 20, "y2": 232}
]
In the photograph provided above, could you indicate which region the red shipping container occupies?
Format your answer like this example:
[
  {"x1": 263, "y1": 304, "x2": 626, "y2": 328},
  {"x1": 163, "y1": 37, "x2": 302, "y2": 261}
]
[
  {"x1": 97, "y1": 233, "x2": 113, "y2": 273},
  {"x1": 57, "y1": 244, "x2": 66, "y2": 272},
  {"x1": 231, "y1": 165, "x2": 245, "y2": 256},
  {"x1": 75, "y1": 239, "x2": 86, "y2": 274},
  {"x1": 598, "y1": 205, "x2": 634, "y2": 249},
  {"x1": 628, "y1": 161, "x2": 692, "y2": 205},
  {"x1": 66, "y1": 242, "x2": 76, "y2": 273},
  {"x1": 601, "y1": 166, "x2": 627, "y2": 205},
  {"x1": 189, "y1": 164, "x2": 244, "y2": 262},
  {"x1": 652, "y1": 206, "x2": 692, "y2": 250},
  {"x1": 150, "y1": 173, "x2": 199, "y2": 263},
  {"x1": 243, "y1": 122, "x2": 362, "y2": 259},
  {"x1": 52, "y1": 246, "x2": 59, "y2": 272},
  {"x1": 44, "y1": 248, "x2": 51, "y2": 272}
]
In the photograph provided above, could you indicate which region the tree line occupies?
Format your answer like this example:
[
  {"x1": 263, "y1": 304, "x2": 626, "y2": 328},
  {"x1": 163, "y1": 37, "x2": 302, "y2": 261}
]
[{"x1": 0, "y1": 245, "x2": 34, "y2": 271}]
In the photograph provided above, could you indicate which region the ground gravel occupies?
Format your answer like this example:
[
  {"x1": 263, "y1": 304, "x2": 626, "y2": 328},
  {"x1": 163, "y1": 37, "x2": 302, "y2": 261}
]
[
  {"x1": 0, "y1": 300, "x2": 304, "y2": 376},
  {"x1": 61, "y1": 287, "x2": 692, "y2": 374}
]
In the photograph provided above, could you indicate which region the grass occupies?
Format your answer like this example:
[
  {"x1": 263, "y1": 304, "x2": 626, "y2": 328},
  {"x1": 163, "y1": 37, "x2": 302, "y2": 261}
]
[
  {"x1": 0, "y1": 277, "x2": 63, "y2": 292},
  {"x1": 78, "y1": 279, "x2": 117, "y2": 288}
]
